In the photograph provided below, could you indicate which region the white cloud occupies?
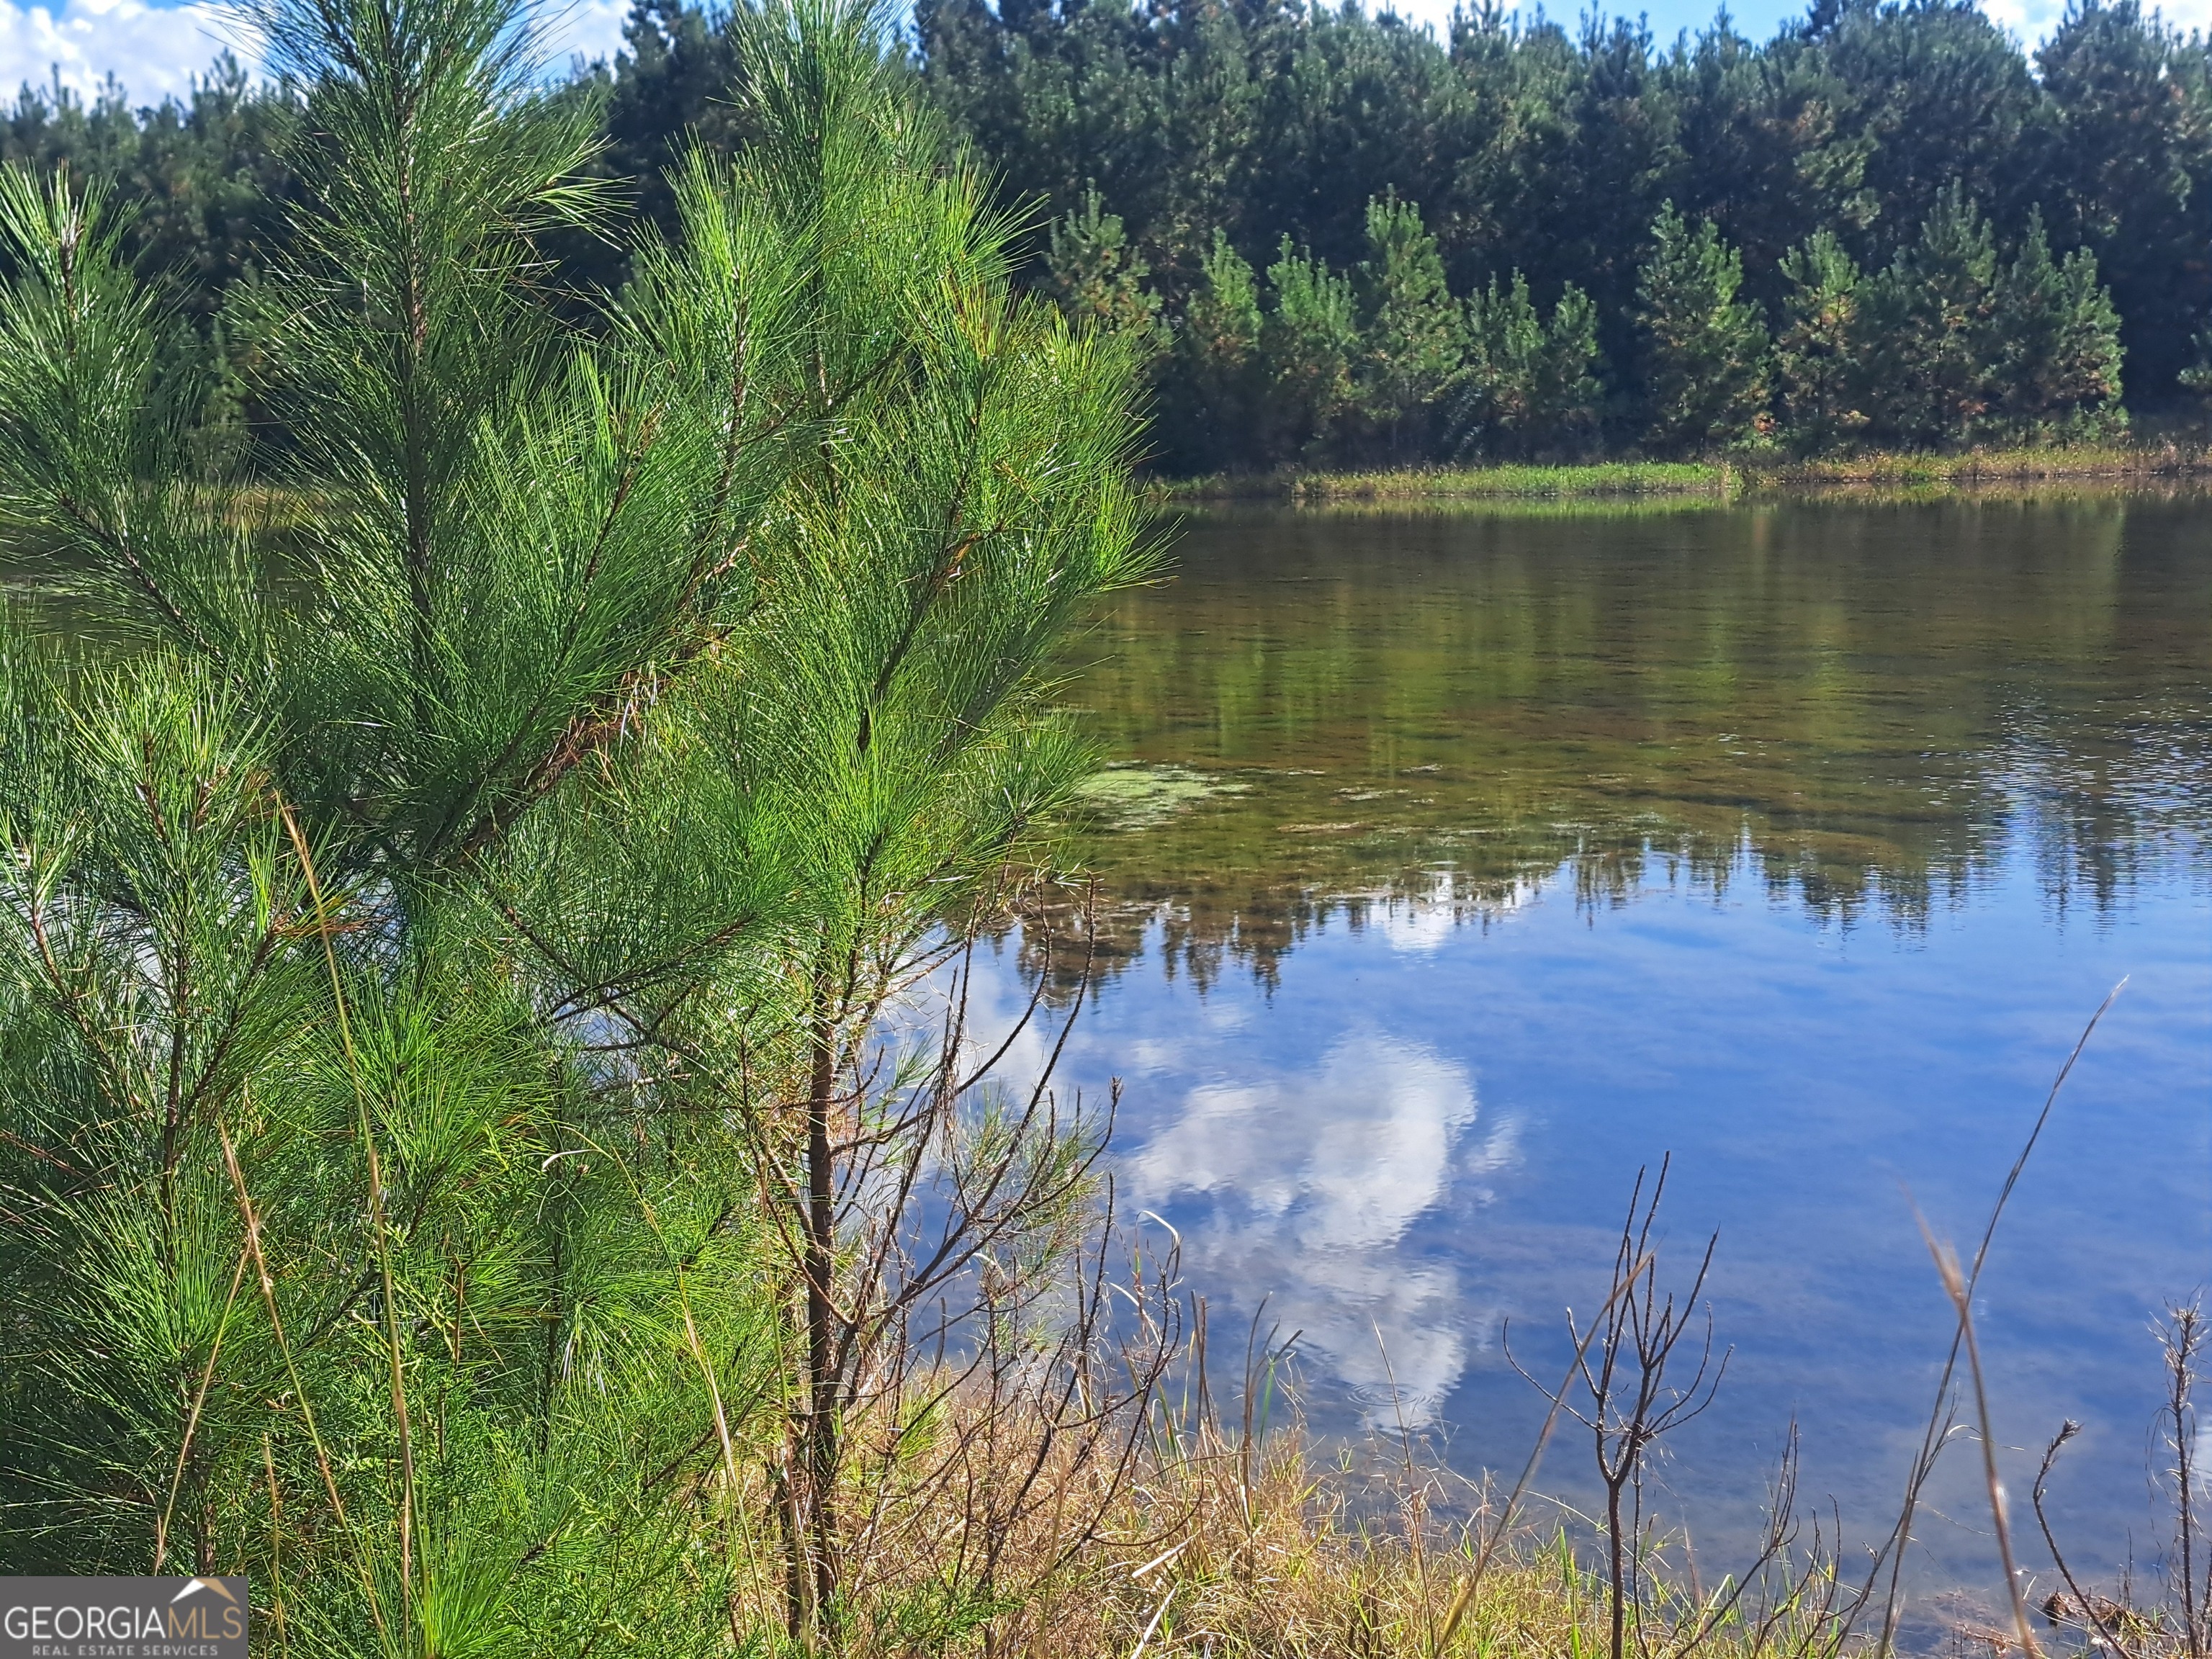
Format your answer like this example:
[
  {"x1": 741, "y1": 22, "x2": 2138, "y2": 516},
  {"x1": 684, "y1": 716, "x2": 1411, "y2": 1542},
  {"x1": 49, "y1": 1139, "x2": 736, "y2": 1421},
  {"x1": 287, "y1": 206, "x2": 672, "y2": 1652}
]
[
  {"x1": 1980, "y1": 0, "x2": 2212, "y2": 40},
  {"x1": 535, "y1": 0, "x2": 628, "y2": 69},
  {"x1": 0, "y1": 0, "x2": 626, "y2": 108},
  {"x1": 0, "y1": 0, "x2": 246, "y2": 103},
  {"x1": 1975, "y1": 0, "x2": 2057, "y2": 37}
]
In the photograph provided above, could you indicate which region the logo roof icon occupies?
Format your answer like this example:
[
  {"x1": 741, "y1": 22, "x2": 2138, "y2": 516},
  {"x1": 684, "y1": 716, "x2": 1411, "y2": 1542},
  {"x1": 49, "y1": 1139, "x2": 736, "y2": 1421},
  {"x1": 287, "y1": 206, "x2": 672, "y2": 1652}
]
[{"x1": 169, "y1": 1579, "x2": 240, "y2": 1606}]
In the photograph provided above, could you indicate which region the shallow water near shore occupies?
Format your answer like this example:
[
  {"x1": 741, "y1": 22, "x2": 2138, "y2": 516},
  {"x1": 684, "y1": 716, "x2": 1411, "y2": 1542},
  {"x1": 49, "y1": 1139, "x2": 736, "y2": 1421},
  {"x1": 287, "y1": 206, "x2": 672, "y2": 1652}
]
[{"x1": 1010, "y1": 497, "x2": 2212, "y2": 1599}]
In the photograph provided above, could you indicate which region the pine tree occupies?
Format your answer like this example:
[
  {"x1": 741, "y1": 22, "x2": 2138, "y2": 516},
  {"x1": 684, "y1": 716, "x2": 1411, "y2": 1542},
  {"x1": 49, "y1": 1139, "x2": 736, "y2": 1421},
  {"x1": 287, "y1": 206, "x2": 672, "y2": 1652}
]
[
  {"x1": 1453, "y1": 272, "x2": 1606, "y2": 458},
  {"x1": 1859, "y1": 181, "x2": 2003, "y2": 446},
  {"x1": 1774, "y1": 230, "x2": 1869, "y2": 454},
  {"x1": 1635, "y1": 202, "x2": 1772, "y2": 454},
  {"x1": 1533, "y1": 285, "x2": 1608, "y2": 448},
  {"x1": 1161, "y1": 228, "x2": 1265, "y2": 472},
  {"x1": 1992, "y1": 207, "x2": 2126, "y2": 439},
  {"x1": 0, "y1": 0, "x2": 1154, "y2": 1650},
  {"x1": 2179, "y1": 324, "x2": 2212, "y2": 405},
  {"x1": 1262, "y1": 236, "x2": 1362, "y2": 465},
  {"x1": 1047, "y1": 183, "x2": 1164, "y2": 344},
  {"x1": 1356, "y1": 192, "x2": 1463, "y2": 460},
  {"x1": 2036, "y1": 0, "x2": 2208, "y2": 402}
]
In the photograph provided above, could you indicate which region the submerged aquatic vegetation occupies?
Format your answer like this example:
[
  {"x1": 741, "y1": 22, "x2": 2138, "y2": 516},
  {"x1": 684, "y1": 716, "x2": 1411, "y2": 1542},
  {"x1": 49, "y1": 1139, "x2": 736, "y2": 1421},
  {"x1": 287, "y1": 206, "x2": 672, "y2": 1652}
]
[
  {"x1": 1163, "y1": 443, "x2": 2212, "y2": 510},
  {"x1": 1169, "y1": 460, "x2": 1729, "y2": 503},
  {"x1": 1073, "y1": 763, "x2": 1252, "y2": 828}
]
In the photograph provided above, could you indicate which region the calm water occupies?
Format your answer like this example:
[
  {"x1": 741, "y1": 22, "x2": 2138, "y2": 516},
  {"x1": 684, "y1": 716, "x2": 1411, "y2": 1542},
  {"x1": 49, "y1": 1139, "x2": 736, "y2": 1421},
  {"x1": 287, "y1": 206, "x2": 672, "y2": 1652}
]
[{"x1": 1003, "y1": 497, "x2": 2212, "y2": 1597}]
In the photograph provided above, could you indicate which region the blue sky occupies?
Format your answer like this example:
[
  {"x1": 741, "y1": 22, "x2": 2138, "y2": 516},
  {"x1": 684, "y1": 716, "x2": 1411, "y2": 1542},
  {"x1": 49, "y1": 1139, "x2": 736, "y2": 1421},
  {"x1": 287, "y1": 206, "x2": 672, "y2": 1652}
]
[{"x1": 0, "y1": 0, "x2": 2182, "y2": 111}]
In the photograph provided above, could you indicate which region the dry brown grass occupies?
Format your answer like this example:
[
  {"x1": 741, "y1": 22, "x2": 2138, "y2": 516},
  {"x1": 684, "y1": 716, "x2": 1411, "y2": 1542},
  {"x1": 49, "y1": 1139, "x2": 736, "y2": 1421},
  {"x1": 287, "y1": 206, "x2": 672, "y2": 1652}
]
[{"x1": 819, "y1": 1389, "x2": 1850, "y2": 1659}]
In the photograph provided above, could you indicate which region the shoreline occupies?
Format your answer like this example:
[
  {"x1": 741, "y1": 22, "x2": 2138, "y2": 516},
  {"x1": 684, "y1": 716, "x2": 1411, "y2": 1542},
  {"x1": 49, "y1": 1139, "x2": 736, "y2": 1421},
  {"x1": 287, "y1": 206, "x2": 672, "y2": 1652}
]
[{"x1": 1161, "y1": 443, "x2": 2212, "y2": 505}]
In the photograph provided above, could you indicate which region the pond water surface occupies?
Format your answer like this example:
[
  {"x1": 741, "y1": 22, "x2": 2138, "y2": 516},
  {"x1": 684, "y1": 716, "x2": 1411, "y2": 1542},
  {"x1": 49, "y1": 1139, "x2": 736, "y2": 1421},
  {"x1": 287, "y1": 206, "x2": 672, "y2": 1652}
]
[{"x1": 1006, "y1": 497, "x2": 2212, "y2": 1602}]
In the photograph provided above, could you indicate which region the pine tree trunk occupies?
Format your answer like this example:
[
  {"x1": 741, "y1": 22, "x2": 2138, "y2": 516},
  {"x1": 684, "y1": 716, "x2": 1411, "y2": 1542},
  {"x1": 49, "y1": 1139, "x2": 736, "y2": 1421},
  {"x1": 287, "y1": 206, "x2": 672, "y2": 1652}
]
[{"x1": 802, "y1": 986, "x2": 841, "y2": 1646}]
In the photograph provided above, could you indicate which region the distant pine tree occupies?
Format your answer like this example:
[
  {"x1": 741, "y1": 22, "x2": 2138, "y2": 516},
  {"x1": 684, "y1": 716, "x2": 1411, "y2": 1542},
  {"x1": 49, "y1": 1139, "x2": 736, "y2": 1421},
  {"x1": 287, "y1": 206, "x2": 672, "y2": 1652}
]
[
  {"x1": 1453, "y1": 273, "x2": 1606, "y2": 459},
  {"x1": 1992, "y1": 207, "x2": 2126, "y2": 439},
  {"x1": 2179, "y1": 324, "x2": 2212, "y2": 405},
  {"x1": 1046, "y1": 184, "x2": 1164, "y2": 345},
  {"x1": 1161, "y1": 230, "x2": 1264, "y2": 472},
  {"x1": 1355, "y1": 194, "x2": 1462, "y2": 461},
  {"x1": 1533, "y1": 285, "x2": 1608, "y2": 449},
  {"x1": 2034, "y1": 0, "x2": 2207, "y2": 402},
  {"x1": 1262, "y1": 237, "x2": 1362, "y2": 464},
  {"x1": 1774, "y1": 230, "x2": 1869, "y2": 454},
  {"x1": 1635, "y1": 203, "x2": 1771, "y2": 454},
  {"x1": 1859, "y1": 181, "x2": 2003, "y2": 446}
]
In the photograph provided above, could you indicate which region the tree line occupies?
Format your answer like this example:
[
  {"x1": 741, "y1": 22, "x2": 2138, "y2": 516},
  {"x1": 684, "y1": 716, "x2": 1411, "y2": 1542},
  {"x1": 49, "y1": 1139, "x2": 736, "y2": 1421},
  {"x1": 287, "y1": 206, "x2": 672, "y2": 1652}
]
[
  {"x1": 912, "y1": 0, "x2": 2193, "y2": 467},
  {"x1": 1089, "y1": 182, "x2": 2123, "y2": 469},
  {"x1": 3, "y1": 0, "x2": 2205, "y2": 469}
]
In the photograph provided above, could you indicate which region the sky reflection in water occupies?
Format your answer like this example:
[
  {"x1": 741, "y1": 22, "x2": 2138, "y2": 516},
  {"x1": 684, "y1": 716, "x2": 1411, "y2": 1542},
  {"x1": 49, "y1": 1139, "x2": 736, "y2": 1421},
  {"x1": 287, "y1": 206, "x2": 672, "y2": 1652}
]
[{"x1": 1002, "y1": 498, "x2": 2212, "y2": 1593}]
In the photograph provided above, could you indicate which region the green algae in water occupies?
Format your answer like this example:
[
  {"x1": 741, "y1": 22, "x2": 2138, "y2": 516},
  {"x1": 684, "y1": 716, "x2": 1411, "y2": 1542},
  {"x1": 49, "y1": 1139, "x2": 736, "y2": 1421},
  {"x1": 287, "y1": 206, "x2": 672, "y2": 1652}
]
[{"x1": 1073, "y1": 763, "x2": 1249, "y2": 828}]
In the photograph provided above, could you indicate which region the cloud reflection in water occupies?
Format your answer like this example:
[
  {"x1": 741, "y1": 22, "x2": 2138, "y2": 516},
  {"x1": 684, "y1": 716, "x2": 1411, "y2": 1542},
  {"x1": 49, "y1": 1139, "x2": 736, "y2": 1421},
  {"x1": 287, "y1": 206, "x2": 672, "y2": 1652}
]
[{"x1": 1125, "y1": 1028, "x2": 1518, "y2": 1424}]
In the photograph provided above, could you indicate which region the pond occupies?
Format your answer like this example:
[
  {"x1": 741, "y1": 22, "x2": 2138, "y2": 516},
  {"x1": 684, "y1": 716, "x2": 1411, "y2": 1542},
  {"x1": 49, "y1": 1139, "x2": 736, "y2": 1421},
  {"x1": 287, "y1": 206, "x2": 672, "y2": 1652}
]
[{"x1": 1003, "y1": 495, "x2": 2212, "y2": 1601}]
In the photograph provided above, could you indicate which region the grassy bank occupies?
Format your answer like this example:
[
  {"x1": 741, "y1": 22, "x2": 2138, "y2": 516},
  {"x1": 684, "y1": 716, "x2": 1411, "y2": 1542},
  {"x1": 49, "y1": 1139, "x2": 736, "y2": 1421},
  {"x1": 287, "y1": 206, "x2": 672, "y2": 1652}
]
[
  {"x1": 1753, "y1": 439, "x2": 2211, "y2": 489},
  {"x1": 1169, "y1": 459, "x2": 1726, "y2": 503},
  {"x1": 1164, "y1": 442, "x2": 2212, "y2": 505}
]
